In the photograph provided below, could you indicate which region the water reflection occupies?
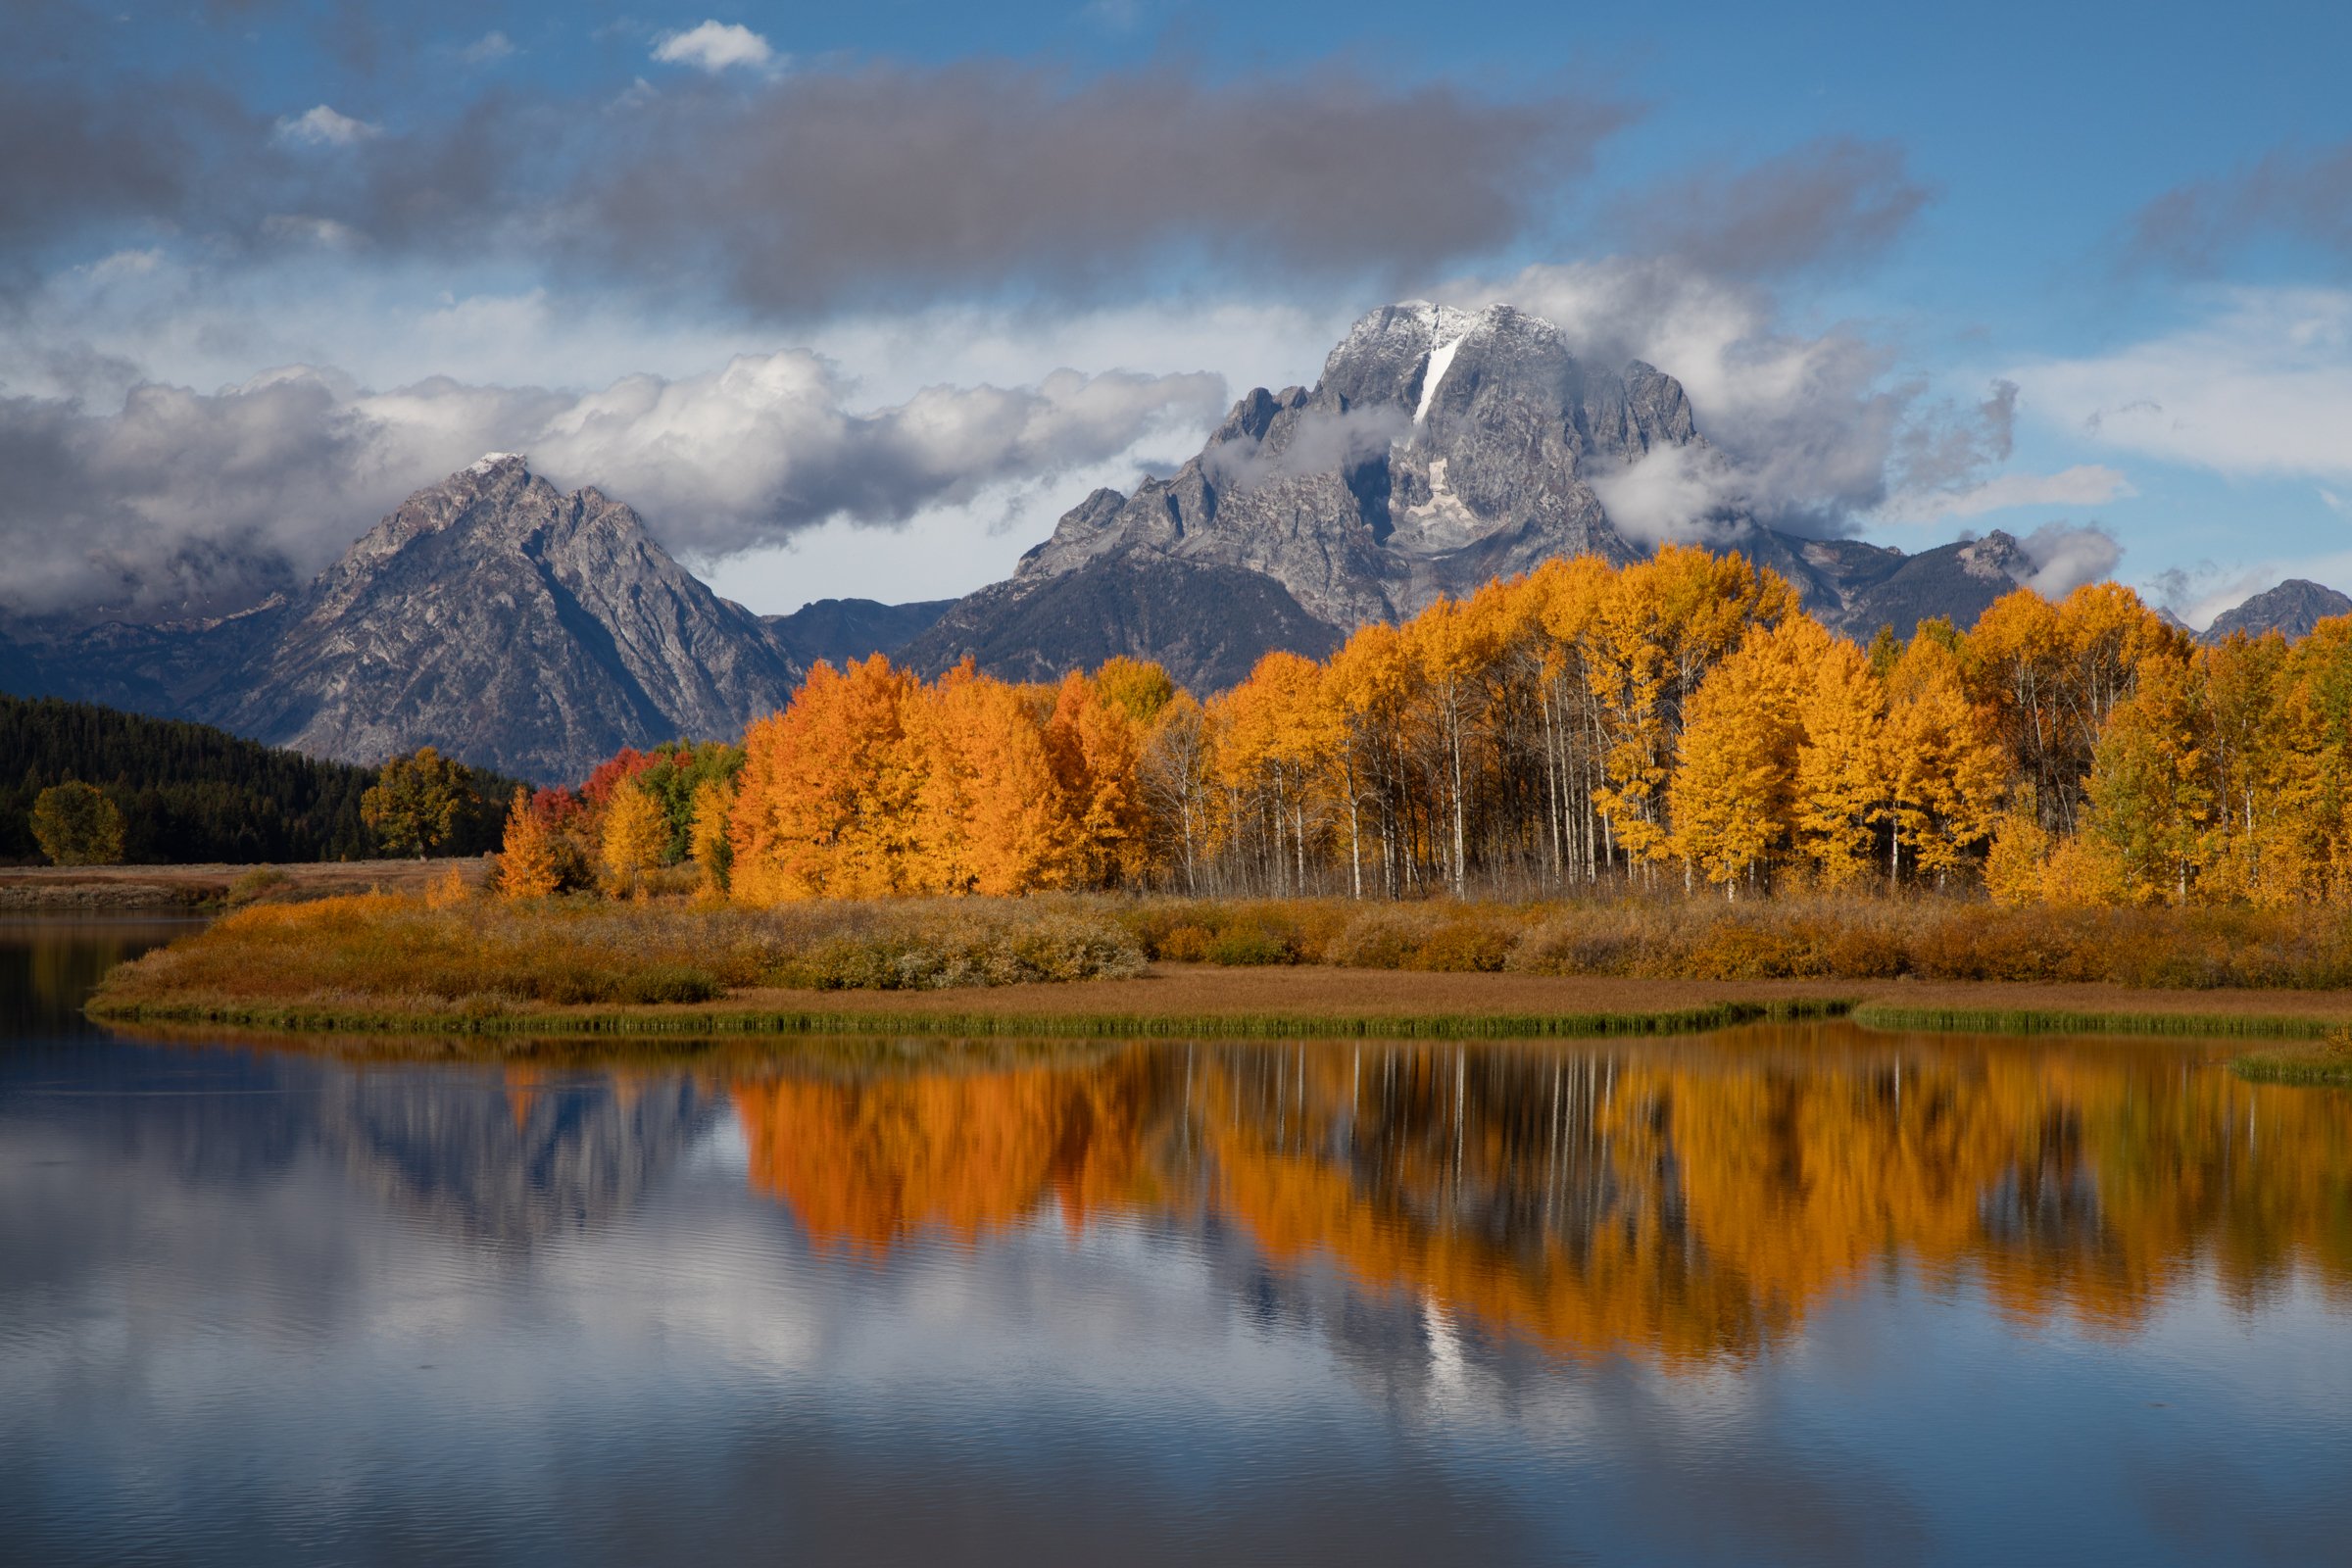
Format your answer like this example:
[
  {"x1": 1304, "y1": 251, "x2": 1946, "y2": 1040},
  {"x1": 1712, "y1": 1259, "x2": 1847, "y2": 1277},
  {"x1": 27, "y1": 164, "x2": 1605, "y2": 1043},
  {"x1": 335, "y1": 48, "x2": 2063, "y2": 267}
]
[
  {"x1": 0, "y1": 917, "x2": 196, "y2": 1036},
  {"x1": 10, "y1": 955, "x2": 2352, "y2": 1564},
  {"x1": 719, "y1": 1029, "x2": 2352, "y2": 1363}
]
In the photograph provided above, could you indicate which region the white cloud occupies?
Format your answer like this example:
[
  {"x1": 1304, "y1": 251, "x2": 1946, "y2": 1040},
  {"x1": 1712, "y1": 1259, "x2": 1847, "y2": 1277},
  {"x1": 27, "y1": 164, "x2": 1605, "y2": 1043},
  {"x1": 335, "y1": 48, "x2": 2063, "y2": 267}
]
[
  {"x1": 2016, "y1": 521, "x2": 2124, "y2": 597},
  {"x1": 2016, "y1": 287, "x2": 2352, "y2": 481},
  {"x1": 0, "y1": 351, "x2": 1225, "y2": 615},
  {"x1": 651, "y1": 21, "x2": 778, "y2": 74},
  {"x1": 1445, "y1": 258, "x2": 1908, "y2": 533},
  {"x1": 1586, "y1": 445, "x2": 1741, "y2": 548},
  {"x1": 271, "y1": 105, "x2": 380, "y2": 148},
  {"x1": 1874, "y1": 464, "x2": 2135, "y2": 524},
  {"x1": 460, "y1": 31, "x2": 515, "y2": 66}
]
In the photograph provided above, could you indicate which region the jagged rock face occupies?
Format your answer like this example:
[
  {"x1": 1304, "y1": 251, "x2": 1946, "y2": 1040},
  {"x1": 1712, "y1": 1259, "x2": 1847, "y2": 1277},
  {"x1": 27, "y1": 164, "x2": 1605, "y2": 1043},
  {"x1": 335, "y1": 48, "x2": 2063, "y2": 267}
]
[
  {"x1": 914, "y1": 299, "x2": 2053, "y2": 685},
  {"x1": 2203, "y1": 579, "x2": 2352, "y2": 643},
  {"x1": 211, "y1": 456, "x2": 805, "y2": 781},
  {"x1": 928, "y1": 302, "x2": 1699, "y2": 685}
]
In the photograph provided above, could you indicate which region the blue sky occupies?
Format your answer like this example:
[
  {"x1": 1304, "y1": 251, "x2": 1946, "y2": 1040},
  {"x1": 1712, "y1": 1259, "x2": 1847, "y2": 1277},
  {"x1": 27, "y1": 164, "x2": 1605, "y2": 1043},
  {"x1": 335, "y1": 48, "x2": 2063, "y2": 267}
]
[{"x1": 7, "y1": 0, "x2": 2351, "y2": 624}]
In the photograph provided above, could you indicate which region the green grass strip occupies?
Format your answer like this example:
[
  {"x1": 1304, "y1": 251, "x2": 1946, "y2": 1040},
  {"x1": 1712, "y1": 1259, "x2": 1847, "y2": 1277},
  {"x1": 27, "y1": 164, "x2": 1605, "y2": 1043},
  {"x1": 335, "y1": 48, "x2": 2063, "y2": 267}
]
[
  {"x1": 1849, "y1": 1002, "x2": 2339, "y2": 1041},
  {"x1": 86, "y1": 994, "x2": 1852, "y2": 1042},
  {"x1": 2229, "y1": 1047, "x2": 2352, "y2": 1086}
]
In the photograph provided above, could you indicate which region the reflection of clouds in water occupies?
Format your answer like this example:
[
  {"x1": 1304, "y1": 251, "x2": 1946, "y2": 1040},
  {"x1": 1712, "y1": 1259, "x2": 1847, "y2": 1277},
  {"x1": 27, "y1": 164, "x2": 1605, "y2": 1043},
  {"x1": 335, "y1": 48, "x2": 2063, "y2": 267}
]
[{"x1": 4, "y1": 1025, "x2": 2352, "y2": 1563}]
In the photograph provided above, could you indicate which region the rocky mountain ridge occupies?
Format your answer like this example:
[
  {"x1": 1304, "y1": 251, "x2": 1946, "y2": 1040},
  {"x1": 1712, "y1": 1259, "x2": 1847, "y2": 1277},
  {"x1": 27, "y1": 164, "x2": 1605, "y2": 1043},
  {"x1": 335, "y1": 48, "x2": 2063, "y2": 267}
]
[
  {"x1": 10, "y1": 302, "x2": 2345, "y2": 776},
  {"x1": 906, "y1": 301, "x2": 2063, "y2": 686},
  {"x1": 2200, "y1": 578, "x2": 2352, "y2": 644}
]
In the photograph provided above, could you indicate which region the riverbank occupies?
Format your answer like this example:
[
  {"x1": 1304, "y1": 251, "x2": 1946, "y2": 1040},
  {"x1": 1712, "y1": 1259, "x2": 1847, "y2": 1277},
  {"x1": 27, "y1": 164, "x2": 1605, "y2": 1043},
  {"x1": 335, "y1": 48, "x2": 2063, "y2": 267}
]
[
  {"x1": 0, "y1": 858, "x2": 487, "y2": 912},
  {"x1": 88, "y1": 956, "x2": 2352, "y2": 1046}
]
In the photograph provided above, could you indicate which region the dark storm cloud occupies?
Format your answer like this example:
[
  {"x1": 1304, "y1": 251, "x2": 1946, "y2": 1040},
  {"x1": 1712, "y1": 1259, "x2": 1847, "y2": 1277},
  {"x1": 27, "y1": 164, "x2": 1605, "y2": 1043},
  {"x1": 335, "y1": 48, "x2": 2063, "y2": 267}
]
[
  {"x1": 2126, "y1": 142, "x2": 2352, "y2": 271},
  {"x1": 1611, "y1": 138, "x2": 1931, "y2": 278},
  {"x1": 572, "y1": 64, "x2": 1632, "y2": 312},
  {"x1": 0, "y1": 78, "x2": 262, "y2": 262},
  {"x1": 0, "y1": 56, "x2": 1632, "y2": 315}
]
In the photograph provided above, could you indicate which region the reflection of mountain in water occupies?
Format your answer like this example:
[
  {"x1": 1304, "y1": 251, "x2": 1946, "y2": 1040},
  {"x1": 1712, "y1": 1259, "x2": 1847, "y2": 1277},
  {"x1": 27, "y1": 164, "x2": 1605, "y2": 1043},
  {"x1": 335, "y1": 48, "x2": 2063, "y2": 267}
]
[
  {"x1": 727, "y1": 1029, "x2": 2352, "y2": 1367},
  {"x1": 316, "y1": 1066, "x2": 724, "y2": 1247}
]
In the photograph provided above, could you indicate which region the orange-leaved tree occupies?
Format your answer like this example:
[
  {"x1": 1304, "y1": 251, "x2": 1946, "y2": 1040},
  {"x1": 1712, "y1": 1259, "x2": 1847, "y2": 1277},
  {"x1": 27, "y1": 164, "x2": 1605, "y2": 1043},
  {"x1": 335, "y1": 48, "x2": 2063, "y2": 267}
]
[{"x1": 731, "y1": 656, "x2": 922, "y2": 902}]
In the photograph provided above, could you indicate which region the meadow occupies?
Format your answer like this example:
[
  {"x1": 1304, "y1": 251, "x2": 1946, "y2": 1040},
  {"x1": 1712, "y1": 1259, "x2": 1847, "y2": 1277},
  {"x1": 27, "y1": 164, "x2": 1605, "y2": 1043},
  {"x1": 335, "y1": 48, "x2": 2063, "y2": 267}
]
[{"x1": 80, "y1": 885, "x2": 2352, "y2": 1073}]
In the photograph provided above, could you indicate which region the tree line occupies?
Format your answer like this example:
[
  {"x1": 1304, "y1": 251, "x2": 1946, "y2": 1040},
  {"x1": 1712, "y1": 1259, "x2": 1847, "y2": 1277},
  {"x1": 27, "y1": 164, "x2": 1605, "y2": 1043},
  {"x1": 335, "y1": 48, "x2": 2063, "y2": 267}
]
[
  {"x1": 3, "y1": 695, "x2": 517, "y2": 864},
  {"x1": 507, "y1": 544, "x2": 2352, "y2": 907}
]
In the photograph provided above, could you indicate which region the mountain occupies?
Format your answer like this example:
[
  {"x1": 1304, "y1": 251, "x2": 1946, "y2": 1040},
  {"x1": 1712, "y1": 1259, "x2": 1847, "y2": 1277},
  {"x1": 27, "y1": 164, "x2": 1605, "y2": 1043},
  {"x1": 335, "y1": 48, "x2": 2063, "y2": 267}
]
[
  {"x1": 762, "y1": 597, "x2": 954, "y2": 670},
  {"x1": 904, "y1": 301, "x2": 2043, "y2": 689},
  {"x1": 2202, "y1": 579, "x2": 2352, "y2": 643},
  {"x1": 203, "y1": 456, "x2": 806, "y2": 782},
  {"x1": 903, "y1": 554, "x2": 1343, "y2": 690}
]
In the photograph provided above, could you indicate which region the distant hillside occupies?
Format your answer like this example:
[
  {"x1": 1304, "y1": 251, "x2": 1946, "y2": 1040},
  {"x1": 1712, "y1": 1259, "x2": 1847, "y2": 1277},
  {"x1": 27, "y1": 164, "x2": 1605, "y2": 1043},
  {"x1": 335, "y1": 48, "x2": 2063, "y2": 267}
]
[
  {"x1": 2203, "y1": 579, "x2": 2352, "y2": 644},
  {"x1": 0, "y1": 695, "x2": 515, "y2": 864},
  {"x1": 763, "y1": 597, "x2": 953, "y2": 670}
]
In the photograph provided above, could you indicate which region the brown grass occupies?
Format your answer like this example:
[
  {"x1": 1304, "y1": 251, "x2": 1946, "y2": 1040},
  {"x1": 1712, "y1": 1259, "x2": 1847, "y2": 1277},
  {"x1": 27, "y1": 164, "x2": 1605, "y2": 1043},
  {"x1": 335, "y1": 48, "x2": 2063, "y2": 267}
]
[
  {"x1": 81, "y1": 887, "x2": 2352, "y2": 1050},
  {"x1": 90, "y1": 891, "x2": 1147, "y2": 1017},
  {"x1": 1112, "y1": 894, "x2": 2352, "y2": 990}
]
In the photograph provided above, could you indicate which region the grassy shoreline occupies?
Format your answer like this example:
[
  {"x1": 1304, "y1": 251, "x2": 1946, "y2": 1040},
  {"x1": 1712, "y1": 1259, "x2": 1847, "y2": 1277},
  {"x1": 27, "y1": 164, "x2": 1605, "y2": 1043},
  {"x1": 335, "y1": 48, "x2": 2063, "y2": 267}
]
[
  {"x1": 90, "y1": 957, "x2": 2352, "y2": 1049},
  {"x1": 77, "y1": 892, "x2": 2352, "y2": 1071}
]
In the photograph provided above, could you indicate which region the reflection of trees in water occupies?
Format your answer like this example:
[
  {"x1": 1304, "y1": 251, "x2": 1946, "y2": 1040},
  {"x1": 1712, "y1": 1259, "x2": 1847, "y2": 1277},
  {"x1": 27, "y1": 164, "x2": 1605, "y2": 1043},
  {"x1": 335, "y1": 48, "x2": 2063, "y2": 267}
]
[
  {"x1": 315, "y1": 1065, "x2": 724, "y2": 1247},
  {"x1": 0, "y1": 921, "x2": 191, "y2": 1036},
  {"x1": 727, "y1": 1028, "x2": 2352, "y2": 1365}
]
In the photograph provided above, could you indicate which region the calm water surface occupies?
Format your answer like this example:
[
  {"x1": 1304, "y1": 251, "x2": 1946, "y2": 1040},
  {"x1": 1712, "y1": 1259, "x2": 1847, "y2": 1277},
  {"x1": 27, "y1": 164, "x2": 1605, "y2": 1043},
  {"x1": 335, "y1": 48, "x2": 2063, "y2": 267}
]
[{"x1": 4, "y1": 920, "x2": 2350, "y2": 1566}]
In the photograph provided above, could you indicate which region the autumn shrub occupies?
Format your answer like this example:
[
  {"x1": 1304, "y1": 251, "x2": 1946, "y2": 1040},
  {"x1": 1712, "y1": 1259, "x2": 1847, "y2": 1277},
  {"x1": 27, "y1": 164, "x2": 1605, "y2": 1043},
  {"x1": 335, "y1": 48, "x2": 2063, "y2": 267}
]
[
  {"x1": 96, "y1": 891, "x2": 1148, "y2": 1012},
  {"x1": 777, "y1": 906, "x2": 1146, "y2": 990}
]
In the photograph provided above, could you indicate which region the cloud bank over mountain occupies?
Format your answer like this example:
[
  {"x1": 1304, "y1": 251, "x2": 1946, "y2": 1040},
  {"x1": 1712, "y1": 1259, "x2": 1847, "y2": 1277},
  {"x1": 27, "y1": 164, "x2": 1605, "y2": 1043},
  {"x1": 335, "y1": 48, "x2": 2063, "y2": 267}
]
[{"x1": 0, "y1": 354, "x2": 1225, "y2": 615}]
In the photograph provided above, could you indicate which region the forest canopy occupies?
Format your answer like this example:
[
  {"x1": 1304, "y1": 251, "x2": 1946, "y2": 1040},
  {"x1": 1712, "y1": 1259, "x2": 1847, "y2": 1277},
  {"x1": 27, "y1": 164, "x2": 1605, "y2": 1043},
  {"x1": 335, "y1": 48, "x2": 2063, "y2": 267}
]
[{"x1": 2, "y1": 696, "x2": 518, "y2": 864}]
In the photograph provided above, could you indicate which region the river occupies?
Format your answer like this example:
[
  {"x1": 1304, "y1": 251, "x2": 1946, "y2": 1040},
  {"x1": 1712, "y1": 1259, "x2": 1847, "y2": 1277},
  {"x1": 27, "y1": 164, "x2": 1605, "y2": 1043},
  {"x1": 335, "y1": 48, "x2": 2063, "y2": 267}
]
[{"x1": 4, "y1": 918, "x2": 2348, "y2": 1565}]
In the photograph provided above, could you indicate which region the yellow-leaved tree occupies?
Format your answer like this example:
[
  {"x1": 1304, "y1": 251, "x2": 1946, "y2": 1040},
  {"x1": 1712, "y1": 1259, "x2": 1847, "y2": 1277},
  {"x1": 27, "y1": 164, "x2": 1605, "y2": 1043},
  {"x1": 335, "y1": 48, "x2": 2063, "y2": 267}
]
[
  {"x1": 1885, "y1": 634, "x2": 2005, "y2": 888},
  {"x1": 1792, "y1": 632, "x2": 1887, "y2": 887},
  {"x1": 1666, "y1": 619, "x2": 1818, "y2": 895},
  {"x1": 904, "y1": 662, "x2": 1073, "y2": 895},
  {"x1": 2084, "y1": 650, "x2": 2209, "y2": 904},
  {"x1": 688, "y1": 777, "x2": 736, "y2": 895},
  {"x1": 600, "y1": 779, "x2": 670, "y2": 897},
  {"x1": 497, "y1": 788, "x2": 561, "y2": 898}
]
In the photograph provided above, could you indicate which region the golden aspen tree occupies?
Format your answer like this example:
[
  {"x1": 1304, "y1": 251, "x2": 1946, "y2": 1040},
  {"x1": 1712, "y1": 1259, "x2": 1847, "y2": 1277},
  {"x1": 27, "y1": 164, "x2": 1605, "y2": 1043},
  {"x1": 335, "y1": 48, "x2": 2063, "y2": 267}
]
[
  {"x1": 1048, "y1": 669, "x2": 1154, "y2": 888},
  {"x1": 2085, "y1": 651, "x2": 2210, "y2": 904},
  {"x1": 688, "y1": 777, "x2": 736, "y2": 895},
  {"x1": 1138, "y1": 690, "x2": 1216, "y2": 894},
  {"x1": 1215, "y1": 651, "x2": 1328, "y2": 894},
  {"x1": 496, "y1": 787, "x2": 562, "y2": 899},
  {"x1": 1406, "y1": 598, "x2": 1499, "y2": 896},
  {"x1": 1792, "y1": 632, "x2": 1887, "y2": 887},
  {"x1": 1885, "y1": 634, "x2": 2006, "y2": 887},
  {"x1": 2261, "y1": 617, "x2": 2352, "y2": 903},
  {"x1": 1523, "y1": 556, "x2": 1612, "y2": 885},
  {"x1": 1590, "y1": 547, "x2": 1796, "y2": 878},
  {"x1": 1982, "y1": 808, "x2": 2050, "y2": 906},
  {"x1": 1089, "y1": 656, "x2": 1177, "y2": 724},
  {"x1": 1669, "y1": 654, "x2": 1793, "y2": 893},
  {"x1": 1665, "y1": 618, "x2": 1821, "y2": 894},
  {"x1": 1963, "y1": 589, "x2": 2069, "y2": 828},
  {"x1": 730, "y1": 656, "x2": 921, "y2": 902},
  {"x1": 907, "y1": 662, "x2": 1073, "y2": 895},
  {"x1": 2195, "y1": 633, "x2": 2285, "y2": 902},
  {"x1": 600, "y1": 779, "x2": 669, "y2": 897},
  {"x1": 1324, "y1": 621, "x2": 1419, "y2": 897}
]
